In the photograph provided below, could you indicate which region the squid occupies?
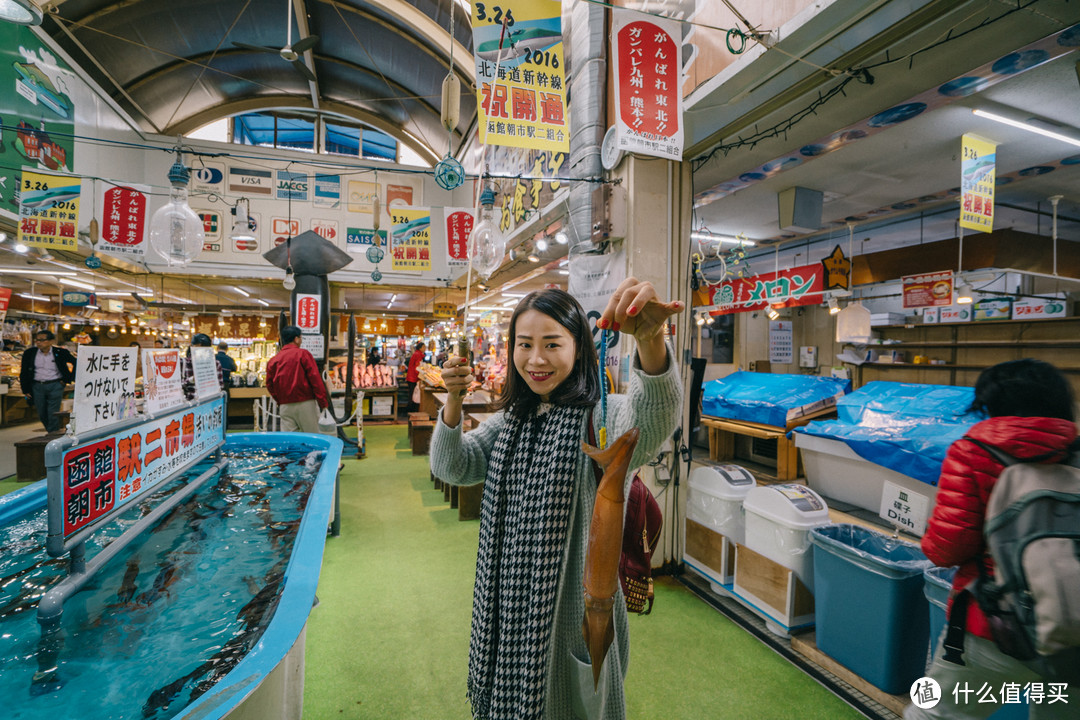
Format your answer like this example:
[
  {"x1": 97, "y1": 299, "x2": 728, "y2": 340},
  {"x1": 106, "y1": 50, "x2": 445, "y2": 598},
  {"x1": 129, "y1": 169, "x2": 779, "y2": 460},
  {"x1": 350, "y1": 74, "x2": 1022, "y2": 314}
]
[{"x1": 580, "y1": 427, "x2": 640, "y2": 690}]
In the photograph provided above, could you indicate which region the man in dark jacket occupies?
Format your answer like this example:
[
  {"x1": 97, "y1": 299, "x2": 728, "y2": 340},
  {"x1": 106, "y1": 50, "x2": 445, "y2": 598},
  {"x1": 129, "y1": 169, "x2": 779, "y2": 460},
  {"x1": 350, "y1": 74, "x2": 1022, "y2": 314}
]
[
  {"x1": 20, "y1": 329, "x2": 77, "y2": 433},
  {"x1": 216, "y1": 342, "x2": 238, "y2": 388},
  {"x1": 266, "y1": 326, "x2": 329, "y2": 433}
]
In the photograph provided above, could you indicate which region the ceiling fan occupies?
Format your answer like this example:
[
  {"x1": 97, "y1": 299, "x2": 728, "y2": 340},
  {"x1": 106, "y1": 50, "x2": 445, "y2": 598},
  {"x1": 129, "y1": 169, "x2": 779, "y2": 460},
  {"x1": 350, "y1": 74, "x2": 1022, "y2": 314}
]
[{"x1": 232, "y1": 0, "x2": 319, "y2": 82}]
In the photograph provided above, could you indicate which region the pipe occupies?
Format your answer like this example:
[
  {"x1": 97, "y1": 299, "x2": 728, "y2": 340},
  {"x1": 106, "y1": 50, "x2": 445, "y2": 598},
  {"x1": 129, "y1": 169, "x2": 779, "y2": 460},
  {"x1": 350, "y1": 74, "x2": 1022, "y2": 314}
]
[{"x1": 566, "y1": 1, "x2": 607, "y2": 258}]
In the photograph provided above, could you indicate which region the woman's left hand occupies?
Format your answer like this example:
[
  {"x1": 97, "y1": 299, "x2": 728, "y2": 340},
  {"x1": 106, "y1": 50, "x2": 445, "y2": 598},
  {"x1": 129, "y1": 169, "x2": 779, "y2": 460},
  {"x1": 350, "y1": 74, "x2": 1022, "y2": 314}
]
[{"x1": 597, "y1": 277, "x2": 684, "y2": 343}]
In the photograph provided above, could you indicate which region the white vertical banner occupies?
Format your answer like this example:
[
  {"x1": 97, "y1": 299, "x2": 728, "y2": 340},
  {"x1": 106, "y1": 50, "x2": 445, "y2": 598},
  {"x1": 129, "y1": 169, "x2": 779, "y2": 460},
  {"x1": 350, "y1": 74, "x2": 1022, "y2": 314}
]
[
  {"x1": 569, "y1": 247, "x2": 626, "y2": 390},
  {"x1": 74, "y1": 347, "x2": 139, "y2": 433},
  {"x1": 190, "y1": 346, "x2": 221, "y2": 400},
  {"x1": 142, "y1": 349, "x2": 185, "y2": 415},
  {"x1": 612, "y1": 9, "x2": 684, "y2": 161}
]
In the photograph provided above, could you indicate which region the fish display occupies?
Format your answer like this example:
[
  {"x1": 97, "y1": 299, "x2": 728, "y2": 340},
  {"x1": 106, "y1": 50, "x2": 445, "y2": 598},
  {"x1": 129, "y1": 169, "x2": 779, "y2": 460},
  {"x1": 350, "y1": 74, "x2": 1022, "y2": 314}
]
[{"x1": 580, "y1": 427, "x2": 640, "y2": 690}]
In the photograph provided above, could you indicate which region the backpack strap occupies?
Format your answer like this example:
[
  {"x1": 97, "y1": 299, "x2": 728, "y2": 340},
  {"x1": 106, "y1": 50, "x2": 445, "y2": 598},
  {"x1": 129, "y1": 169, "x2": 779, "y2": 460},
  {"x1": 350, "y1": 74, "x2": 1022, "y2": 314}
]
[
  {"x1": 942, "y1": 585, "x2": 973, "y2": 666},
  {"x1": 963, "y1": 436, "x2": 1064, "y2": 466}
]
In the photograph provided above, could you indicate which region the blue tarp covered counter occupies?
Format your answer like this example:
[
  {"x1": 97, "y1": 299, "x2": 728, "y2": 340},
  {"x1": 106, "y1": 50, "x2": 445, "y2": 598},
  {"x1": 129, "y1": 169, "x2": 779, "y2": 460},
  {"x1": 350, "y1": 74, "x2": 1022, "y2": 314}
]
[{"x1": 700, "y1": 372, "x2": 852, "y2": 480}]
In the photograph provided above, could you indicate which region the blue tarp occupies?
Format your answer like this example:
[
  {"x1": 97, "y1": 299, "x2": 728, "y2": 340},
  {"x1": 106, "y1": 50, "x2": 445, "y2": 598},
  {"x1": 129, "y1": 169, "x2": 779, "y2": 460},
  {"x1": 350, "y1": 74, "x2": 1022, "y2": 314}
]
[
  {"x1": 794, "y1": 381, "x2": 985, "y2": 486},
  {"x1": 701, "y1": 372, "x2": 852, "y2": 428}
]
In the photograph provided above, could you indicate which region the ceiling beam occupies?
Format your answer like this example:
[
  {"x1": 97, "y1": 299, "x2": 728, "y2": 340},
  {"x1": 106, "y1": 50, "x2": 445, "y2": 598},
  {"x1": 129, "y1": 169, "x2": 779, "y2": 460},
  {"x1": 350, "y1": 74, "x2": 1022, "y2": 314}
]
[{"x1": 292, "y1": 0, "x2": 321, "y2": 110}]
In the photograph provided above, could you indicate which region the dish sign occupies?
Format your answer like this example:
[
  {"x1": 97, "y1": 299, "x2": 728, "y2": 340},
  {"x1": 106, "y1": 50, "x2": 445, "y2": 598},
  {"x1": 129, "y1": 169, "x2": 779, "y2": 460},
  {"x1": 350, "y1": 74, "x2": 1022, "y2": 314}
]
[
  {"x1": 142, "y1": 349, "x2": 185, "y2": 415},
  {"x1": 902, "y1": 271, "x2": 953, "y2": 308},
  {"x1": 60, "y1": 396, "x2": 224, "y2": 542}
]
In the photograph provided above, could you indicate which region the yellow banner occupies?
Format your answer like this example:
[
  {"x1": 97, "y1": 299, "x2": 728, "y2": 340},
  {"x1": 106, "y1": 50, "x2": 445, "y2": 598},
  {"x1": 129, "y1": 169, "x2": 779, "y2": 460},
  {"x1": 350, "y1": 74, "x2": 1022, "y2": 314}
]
[
  {"x1": 390, "y1": 207, "x2": 432, "y2": 271},
  {"x1": 18, "y1": 170, "x2": 80, "y2": 250},
  {"x1": 472, "y1": 0, "x2": 567, "y2": 153},
  {"x1": 433, "y1": 302, "x2": 456, "y2": 318},
  {"x1": 960, "y1": 134, "x2": 996, "y2": 234}
]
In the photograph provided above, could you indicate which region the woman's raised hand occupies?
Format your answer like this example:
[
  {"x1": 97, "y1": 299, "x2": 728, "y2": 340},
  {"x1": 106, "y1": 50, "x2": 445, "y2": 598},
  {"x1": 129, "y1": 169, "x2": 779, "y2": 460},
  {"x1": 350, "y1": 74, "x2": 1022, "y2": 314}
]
[{"x1": 597, "y1": 277, "x2": 684, "y2": 343}]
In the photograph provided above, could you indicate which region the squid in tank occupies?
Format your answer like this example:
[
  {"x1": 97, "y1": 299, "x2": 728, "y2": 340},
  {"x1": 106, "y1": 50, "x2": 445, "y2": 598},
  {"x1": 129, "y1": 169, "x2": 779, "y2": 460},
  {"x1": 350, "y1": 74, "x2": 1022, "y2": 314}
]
[{"x1": 580, "y1": 426, "x2": 640, "y2": 690}]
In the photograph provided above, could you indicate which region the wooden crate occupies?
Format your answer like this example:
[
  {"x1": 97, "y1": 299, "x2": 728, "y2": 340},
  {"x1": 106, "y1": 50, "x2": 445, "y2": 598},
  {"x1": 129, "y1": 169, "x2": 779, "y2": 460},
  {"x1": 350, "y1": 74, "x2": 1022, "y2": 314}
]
[
  {"x1": 701, "y1": 405, "x2": 835, "y2": 481},
  {"x1": 684, "y1": 517, "x2": 736, "y2": 586},
  {"x1": 733, "y1": 543, "x2": 815, "y2": 634}
]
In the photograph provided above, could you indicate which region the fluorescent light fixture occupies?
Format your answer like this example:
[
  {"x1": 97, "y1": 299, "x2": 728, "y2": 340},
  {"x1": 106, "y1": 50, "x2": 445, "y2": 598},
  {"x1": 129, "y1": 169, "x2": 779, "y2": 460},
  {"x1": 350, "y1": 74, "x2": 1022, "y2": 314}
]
[
  {"x1": 234, "y1": 287, "x2": 251, "y2": 297},
  {"x1": 956, "y1": 281, "x2": 974, "y2": 304},
  {"x1": 0, "y1": 0, "x2": 43, "y2": 26},
  {"x1": 256, "y1": 299, "x2": 270, "y2": 306},
  {"x1": 691, "y1": 232, "x2": 756, "y2": 246},
  {"x1": 0, "y1": 267, "x2": 78, "y2": 275},
  {"x1": 501, "y1": 292, "x2": 527, "y2": 298},
  {"x1": 973, "y1": 109, "x2": 1080, "y2": 148},
  {"x1": 557, "y1": 269, "x2": 570, "y2": 275},
  {"x1": 390, "y1": 294, "x2": 397, "y2": 302},
  {"x1": 60, "y1": 278, "x2": 97, "y2": 291},
  {"x1": 96, "y1": 291, "x2": 153, "y2": 297},
  {"x1": 386, "y1": 302, "x2": 393, "y2": 309},
  {"x1": 86, "y1": 305, "x2": 100, "y2": 310},
  {"x1": 19, "y1": 293, "x2": 49, "y2": 301},
  {"x1": 470, "y1": 306, "x2": 506, "y2": 312}
]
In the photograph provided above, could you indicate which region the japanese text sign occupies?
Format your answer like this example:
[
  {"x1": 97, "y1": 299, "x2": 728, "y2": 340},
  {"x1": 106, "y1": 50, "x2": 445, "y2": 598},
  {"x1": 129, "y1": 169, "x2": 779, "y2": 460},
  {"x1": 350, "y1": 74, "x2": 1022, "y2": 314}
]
[
  {"x1": 879, "y1": 481, "x2": 930, "y2": 536},
  {"x1": 295, "y1": 293, "x2": 322, "y2": 332},
  {"x1": 18, "y1": 170, "x2": 81, "y2": 250},
  {"x1": 445, "y1": 208, "x2": 474, "y2": 266},
  {"x1": 903, "y1": 271, "x2": 953, "y2": 308},
  {"x1": 59, "y1": 396, "x2": 224, "y2": 542},
  {"x1": 1012, "y1": 296, "x2": 1067, "y2": 319},
  {"x1": 960, "y1": 134, "x2": 996, "y2": 234},
  {"x1": 707, "y1": 263, "x2": 825, "y2": 315},
  {"x1": 189, "y1": 346, "x2": 220, "y2": 400},
  {"x1": 345, "y1": 227, "x2": 386, "y2": 253},
  {"x1": 391, "y1": 207, "x2": 432, "y2": 271},
  {"x1": 74, "y1": 347, "x2": 138, "y2": 434},
  {"x1": 0, "y1": 287, "x2": 10, "y2": 322},
  {"x1": 612, "y1": 10, "x2": 683, "y2": 161},
  {"x1": 472, "y1": 0, "x2": 568, "y2": 153},
  {"x1": 142, "y1": 349, "x2": 184, "y2": 415},
  {"x1": 97, "y1": 182, "x2": 149, "y2": 259}
]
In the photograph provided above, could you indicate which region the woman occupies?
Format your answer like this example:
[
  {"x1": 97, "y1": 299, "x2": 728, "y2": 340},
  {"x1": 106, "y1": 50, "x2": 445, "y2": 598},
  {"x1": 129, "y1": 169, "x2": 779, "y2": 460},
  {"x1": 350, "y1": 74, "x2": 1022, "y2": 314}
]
[
  {"x1": 430, "y1": 280, "x2": 683, "y2": 720},
  {"x1": 909, "y1": 359, "x2": 1079, "y2": 719}
]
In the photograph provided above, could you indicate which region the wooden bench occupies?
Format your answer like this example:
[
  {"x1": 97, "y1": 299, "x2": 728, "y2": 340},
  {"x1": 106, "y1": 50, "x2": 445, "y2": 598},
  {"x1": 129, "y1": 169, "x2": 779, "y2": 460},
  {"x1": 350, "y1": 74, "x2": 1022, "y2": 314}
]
[
  {"x1": 407, "y1": 412, "x2": 431, "y2": 440},
  {"x1": 411, "y1": 420, "x2": 435, "y2": 455},
  {"x1": 14, "y1": 435, "x2": 53, "y2": 482}
]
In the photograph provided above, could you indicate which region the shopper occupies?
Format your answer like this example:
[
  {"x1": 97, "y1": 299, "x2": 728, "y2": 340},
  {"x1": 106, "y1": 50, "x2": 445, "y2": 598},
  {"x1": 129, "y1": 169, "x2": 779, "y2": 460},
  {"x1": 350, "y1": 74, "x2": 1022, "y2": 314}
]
[
  {"x1": 20, "y1": 330, "x2": 77, "y2": 434},
  {"x1": 431, "y1": 282, "x2": 683, "y2": 720},
  {"x1": 216, "y1": 342, "x2": 238, "y2": 388},
  {"x1": 266, "y1": 325, "x2": 329, "y2": 433},
  {"x1": 181, "y1": 333, "x2": 223, "y2": 400},
  {"x1": 406, "y1": 340, "x2": 425, "y2": 412},
  {"x1": 908, "y1": 359, "x2": 1079, "y2": 720}
]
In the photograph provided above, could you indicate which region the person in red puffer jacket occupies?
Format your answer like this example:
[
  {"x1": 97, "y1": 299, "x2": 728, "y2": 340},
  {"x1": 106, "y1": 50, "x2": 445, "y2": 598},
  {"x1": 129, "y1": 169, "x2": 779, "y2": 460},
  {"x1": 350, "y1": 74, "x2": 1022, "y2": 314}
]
[{"x1": 907, "y1": 359, "x2": 1079, "y2": 720}]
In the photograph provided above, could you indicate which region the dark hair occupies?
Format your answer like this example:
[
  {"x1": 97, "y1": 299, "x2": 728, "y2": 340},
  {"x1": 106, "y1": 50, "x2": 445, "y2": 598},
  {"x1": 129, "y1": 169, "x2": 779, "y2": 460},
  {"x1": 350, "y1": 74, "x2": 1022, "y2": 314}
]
[
  {"x1": 280, "y1": 326, "x2": 302, "y2": 345},
  {"x1": 495, "y1": 288, "x2": 600, "y2": 417},
  {"x1": 971, "y1": 359, "x2": 1075, "y2": 422},
  {"x1": 218, "y1": 342, "x2": 229, "y2": 351},
  {"x1": 192, "y1": 333, "x2": 212, "y2": 347},
  {"x1": 35, "y1": 330, "x2": 55, "y2": 341},
  {"x1": 414, "y1": 341, "x2": 425, "y2": 351}
]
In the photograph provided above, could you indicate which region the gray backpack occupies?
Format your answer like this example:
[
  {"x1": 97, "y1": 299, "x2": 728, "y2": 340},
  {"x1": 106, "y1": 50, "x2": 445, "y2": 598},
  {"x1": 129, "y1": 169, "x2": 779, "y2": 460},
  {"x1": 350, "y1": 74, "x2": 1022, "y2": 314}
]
[{"x1": 946, "y1": 437, "x2": 1080, "y2": 684}]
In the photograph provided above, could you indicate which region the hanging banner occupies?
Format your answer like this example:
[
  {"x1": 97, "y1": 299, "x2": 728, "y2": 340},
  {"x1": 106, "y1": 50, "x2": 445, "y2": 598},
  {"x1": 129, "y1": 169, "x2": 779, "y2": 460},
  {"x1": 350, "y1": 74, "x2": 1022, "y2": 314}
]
[
  {"x1": 471, "y1": 0, "x2": 568, "y2": 153},
  {"x1": 142, "y1": 349, "x2": 185, "y2": 415},
  {"x1": 569, "y1": 247, "x2": 626, "y2": 386},
  {"x1": 97, "y1": 181, "x2": 149, "y2": 259},
  {"x1": 1, "y1": 23, "x2": 77, "y2": 213},
  {"x1": 488, "y1": 148, "x2": 566, "y2": 236},
  {"x1": 17, "y1": 170, "x2": 81, "y2": 250},
  {"x1": 821, "y1": 245, "x2": 851, "y2": 291},
  {"x1": 433, "y1": 302, "x2": 456, "y2": 318},
  {"x1": 189, "y1": 346, "x2": 221, "y2": 400},
  {"x1": 390, "y1": 207, "x2": 432, "y2": 271},
  {"x1": 903, "y1": 271, "x2": 953, "y2": 308},
  {"x1": 0, "y1": 287, "x2": 11, "y2": 322},
  {"x1": 356, "y1": 316, "x2": 426, "y2": 336},
  {"x1": 73, "y1": 346, "x2": 139, "y2": 434},
  {"x1": 960, "y1": 134, "x2": 996, "y2": 234},
  {"x1": 346, "y1": 227, "x2": 387, "y2": 253},
  {"x1": 445, "y1": 208, "x2": 474, "y2": 266},
  {"x1": 313, "y1": 174, "x2": 341, "y2": 208},
  {"x1": 705, "y1": 262, "x2": 826, "y2": 315},
  {"x1": 612, "y1": 9, "x2": 683, "y2": 161}
]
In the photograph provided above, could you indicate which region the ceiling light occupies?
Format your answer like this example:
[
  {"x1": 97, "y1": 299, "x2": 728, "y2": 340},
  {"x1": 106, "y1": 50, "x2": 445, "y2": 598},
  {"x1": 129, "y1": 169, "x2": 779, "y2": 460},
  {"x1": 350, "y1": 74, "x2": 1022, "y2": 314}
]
[
  {"x1": 59, "y1": 278, "x2": 96, "y2": 291},
  {"x1": 230, "y1": 198, "x2": 256, "y2": 244},
  {"x1": 234, "y1": 287, "x2": 251, "y2": 297},
  {"x1": 973, "y1": 108, "x2": 1080, "y2": 148},
  {"x1": 0, "y1": 267, "x2": 78, "y2": 275},
  {"x1": 705, "y1": 313, "x2": 714, "y2": 326},
  {"x1": 557, "y1": 269, "x2": 569, "y2": 275},
  {"x1": 386, "y1": 301, "x2": 393, "y2": 309},
  {"x1": 19, "y1": 292, "x2": 49, "y2": 301},
  {"x1": 14, "y1": 243, "x2": 28, "y2": 253},
  {"x1": 695, "y1": 313, "x2": 705, "y2": 326},
  {"x1": 554, "y1": 230, "x2": 569, "y2": 245},
  {"x1": 62, "y1": 322, "x2": 71, "y2": 330},
  {"x1": 956, "y1": 281, "x2": 974, "y2": 305},
  {"x1": 690, "y1": 232, "x2": 756, "y2": 246},
  {"x1": 828, "y1": 296, "x2": 841, "y2": 314},
  {"x1": 535, "y1": 237, "x2": 548, "y2": 252},
  {"x1": 256, "y1": 299, "x2": 269, "y2": 306},
  {"x1": 0, "y1": 0, "x2": 42, "y2": 26},
  {"x1": 766, "y1": 306, "x2": 781, "y2": 320},
  {"x1": 528, "y1": 253, "x2": 540, "y2": 263},
  {"x1": 390, "y1": 294, "x2": 397, "y2": 302},
  {"x1": 120, "y1": 327, "x2": 127, "y2": 334}
]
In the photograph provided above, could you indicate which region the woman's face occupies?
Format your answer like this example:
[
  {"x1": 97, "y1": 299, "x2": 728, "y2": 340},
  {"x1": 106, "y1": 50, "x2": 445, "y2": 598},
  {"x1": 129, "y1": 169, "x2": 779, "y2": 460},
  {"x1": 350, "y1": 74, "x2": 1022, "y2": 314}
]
[{"x1": 513, "y1": 309, "x2": 577, "y2": 402}]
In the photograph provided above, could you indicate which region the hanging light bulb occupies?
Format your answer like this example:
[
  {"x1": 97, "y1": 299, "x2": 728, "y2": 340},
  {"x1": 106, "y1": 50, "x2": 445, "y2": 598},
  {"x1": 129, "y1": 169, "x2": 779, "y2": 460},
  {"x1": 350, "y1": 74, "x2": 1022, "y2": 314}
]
[
  {"x1": 230, "y1": 198, "x2": 256, "y2": 244},
  {"x1": 468, "y1": 186, "x2": 506, "y2": 280},
  {"x1": 148, "y1": 146, "x2": 205, "y2": 266},
  {"x1": 283, "y1": 265, "x2": 297, "y2": 290}
]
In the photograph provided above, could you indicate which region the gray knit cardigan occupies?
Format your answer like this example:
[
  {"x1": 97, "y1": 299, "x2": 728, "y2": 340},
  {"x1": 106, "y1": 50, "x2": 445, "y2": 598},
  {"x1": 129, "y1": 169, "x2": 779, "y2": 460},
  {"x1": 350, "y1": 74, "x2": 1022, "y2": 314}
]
[{"x1": 429, "y1": 345, "x2": 682, "y2": 720}]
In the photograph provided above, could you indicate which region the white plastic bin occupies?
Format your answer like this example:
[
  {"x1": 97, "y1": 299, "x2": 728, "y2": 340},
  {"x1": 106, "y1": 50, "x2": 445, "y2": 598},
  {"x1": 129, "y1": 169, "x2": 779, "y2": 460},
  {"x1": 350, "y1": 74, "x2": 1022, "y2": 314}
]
[
  {"x1": 684, "y1": 463, "x2": 755, "y2": 587},
  {"x1": 742, "y1": 483, "x2": 830, "y2": 592}
]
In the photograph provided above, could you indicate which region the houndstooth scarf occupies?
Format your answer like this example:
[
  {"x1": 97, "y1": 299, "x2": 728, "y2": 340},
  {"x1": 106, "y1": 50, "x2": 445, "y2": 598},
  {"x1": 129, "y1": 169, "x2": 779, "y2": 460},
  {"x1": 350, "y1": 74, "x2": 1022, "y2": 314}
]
[{"x1": 467, "y1": 403, "x2": 587, "y2": 720}]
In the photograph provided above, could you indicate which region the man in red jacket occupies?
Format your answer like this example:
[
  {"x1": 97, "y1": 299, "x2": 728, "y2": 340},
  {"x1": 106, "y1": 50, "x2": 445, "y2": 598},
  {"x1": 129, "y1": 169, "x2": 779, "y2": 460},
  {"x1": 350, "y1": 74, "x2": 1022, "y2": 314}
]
[
  {"x1": 909, "y1": 359, "x2": 1079, "y2": 719},
  {"x1": 406, "y1": 340, "x2": 426, "y2": 412},
  {"x1": 266, "y1": 325, "x2": 329, "y2": 433}
]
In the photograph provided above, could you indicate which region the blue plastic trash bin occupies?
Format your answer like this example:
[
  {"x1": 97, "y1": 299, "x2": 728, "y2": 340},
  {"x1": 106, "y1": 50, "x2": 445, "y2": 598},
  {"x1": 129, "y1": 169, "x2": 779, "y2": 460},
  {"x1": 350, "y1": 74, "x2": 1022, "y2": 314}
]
[{"x1": 810, "y1": 524, "x2": 933, "y2": 694}]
